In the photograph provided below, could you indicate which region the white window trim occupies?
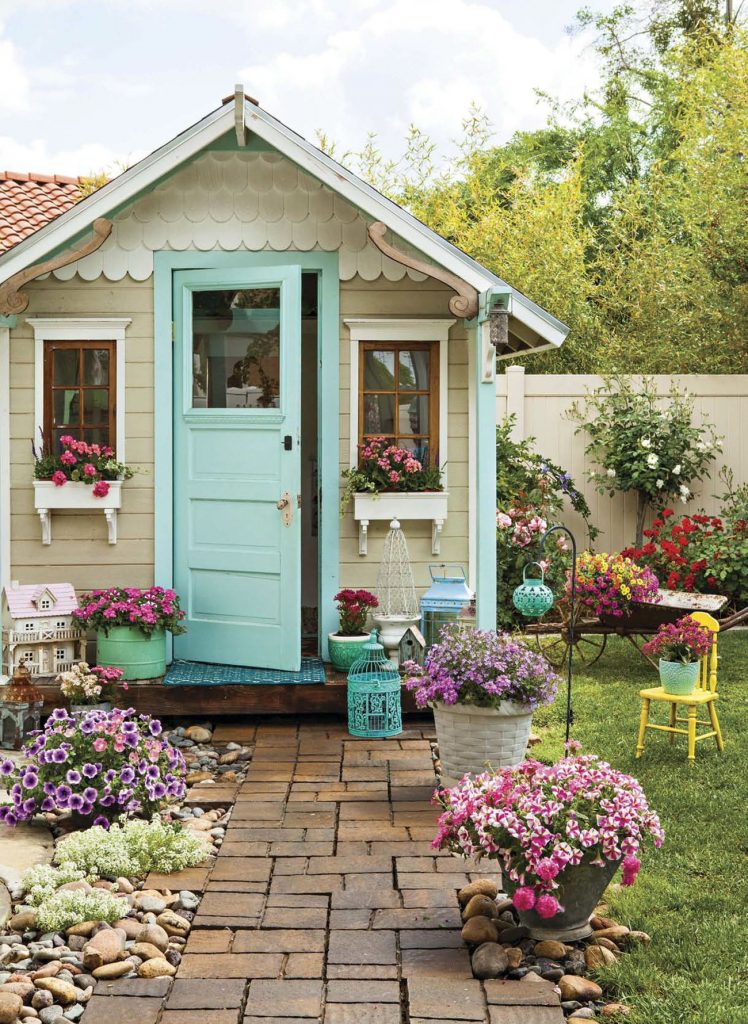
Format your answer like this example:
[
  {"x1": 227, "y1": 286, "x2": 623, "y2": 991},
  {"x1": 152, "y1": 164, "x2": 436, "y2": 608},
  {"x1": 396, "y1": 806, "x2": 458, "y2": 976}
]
[
  {"x1": 27, "y1": 318, "x2": 132, "y2": 462},
  {"x1": 344, "y1": 318, "x2": 454, "y2": 484}
]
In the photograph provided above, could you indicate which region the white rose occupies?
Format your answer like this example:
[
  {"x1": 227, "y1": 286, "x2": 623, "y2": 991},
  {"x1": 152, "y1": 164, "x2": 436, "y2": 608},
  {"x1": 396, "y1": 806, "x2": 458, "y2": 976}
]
[
  {"x1": 679, "y1": 484, "x2": 690, "y2": 496},
  {"x1": 641, "y1": 437, "x2": 651, "y2": 449},
  {"x1": 656, "y1": 479, "x2": 664, "y2": 489},
  {"x1": 673, "y1": 464, "x2": 681, "y2": 474},
  {"x1": 646, "y1": 453, "x2": 659, "y2": 468},
  {"x1": 606, "y1": 468, "x2": 616, "y2": 478}
]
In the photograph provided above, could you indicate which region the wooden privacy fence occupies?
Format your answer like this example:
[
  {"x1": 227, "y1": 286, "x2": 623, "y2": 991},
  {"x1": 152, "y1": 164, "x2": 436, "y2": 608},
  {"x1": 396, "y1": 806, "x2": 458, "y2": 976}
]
[{"x1": 496, "y1": 368, "x2": 748, "y2": 553}]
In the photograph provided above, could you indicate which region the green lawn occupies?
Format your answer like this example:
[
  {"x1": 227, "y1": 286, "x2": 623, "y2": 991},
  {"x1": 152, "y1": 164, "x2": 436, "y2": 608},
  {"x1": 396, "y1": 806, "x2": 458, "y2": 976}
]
[{"x1": 529, "y1": 632, "x2": 748, "y2": 1024}]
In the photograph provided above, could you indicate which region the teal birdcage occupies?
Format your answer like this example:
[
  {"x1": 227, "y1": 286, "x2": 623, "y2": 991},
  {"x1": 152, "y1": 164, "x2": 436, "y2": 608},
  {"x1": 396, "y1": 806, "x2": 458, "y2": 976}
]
[
  {"x1": 347, "y1": 630, "x2": 402, "y2": 738},
  {"x1": 420, "y1": 564, "x2": 475, "y2": 649}
]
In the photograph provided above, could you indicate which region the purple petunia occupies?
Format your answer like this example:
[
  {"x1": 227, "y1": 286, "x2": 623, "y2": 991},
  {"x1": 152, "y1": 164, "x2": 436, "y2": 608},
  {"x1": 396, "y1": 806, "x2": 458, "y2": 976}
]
[
  {"x1": 83, "y1": 787, "x2": 98, "y2": 803},
  {"x1": 55, "y1": 784, "x2": 72, "y2": 803},
  {"x1": 69, "y1": 794, "x2": 84, "y2": 811},
  {"x1": 66, "y1": 769, "x2": 81, "y2": 785},
  {"x1": 51, "y1": 748, "x2": 68, "y2": 764},
  {"x1": 0, "y1": 760, "x2": 14, "y2": 776},
  {"x1": 21, "y1": 772, "x2": 38, "y2": 789},
  {"x1": 93, "y1": 815, "x2": 110, "y2": 829},
  {"x1": 120, "y1": 767, "x2": 135, "y2": 784},
  {"x1": 82, "y1": 763, "x2": 98, "y2": 778}
]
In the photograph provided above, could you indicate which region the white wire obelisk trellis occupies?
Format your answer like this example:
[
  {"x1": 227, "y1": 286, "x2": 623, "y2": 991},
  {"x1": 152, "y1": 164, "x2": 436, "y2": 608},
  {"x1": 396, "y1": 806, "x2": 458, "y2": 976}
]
[{"x1": 374, "y1": 518, "x2": 419, "y2": 661}]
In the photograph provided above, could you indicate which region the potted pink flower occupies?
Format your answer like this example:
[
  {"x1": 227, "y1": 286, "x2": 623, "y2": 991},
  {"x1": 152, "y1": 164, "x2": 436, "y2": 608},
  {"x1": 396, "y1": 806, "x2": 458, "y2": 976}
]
[
  {"x1": 328, "y1": 589, "x2": 379, "y2": 672},
  {"x1": 642, "y1": 614, "x2": 714, "y2": 695},
  {"x1": 434, "y1": 748, "x2": 664, "y2": 941},
  {"x1": 74, "y1": 587, "x2": 186, "y2": 680}
]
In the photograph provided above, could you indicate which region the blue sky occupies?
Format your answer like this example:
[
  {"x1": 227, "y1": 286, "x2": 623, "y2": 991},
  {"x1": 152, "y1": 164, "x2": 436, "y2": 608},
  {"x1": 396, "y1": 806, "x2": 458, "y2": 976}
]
[{"x1": 0, "y1": 0, "x2": 618, "y2": 176}]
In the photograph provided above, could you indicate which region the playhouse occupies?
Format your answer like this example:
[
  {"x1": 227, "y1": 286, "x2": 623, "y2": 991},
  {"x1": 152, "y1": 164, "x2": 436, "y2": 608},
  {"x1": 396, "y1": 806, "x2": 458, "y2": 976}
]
[{"x1": 0, "y1": 87, "x2": 568, "y2": 690}]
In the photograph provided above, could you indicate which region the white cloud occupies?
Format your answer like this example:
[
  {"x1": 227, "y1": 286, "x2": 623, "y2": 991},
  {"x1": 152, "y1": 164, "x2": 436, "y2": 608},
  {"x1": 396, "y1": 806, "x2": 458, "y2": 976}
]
[
  {"x1": 238, "y1": 0, "x2": 601, "y2": 156},
  {"x1": 0, "y1": 23, "x2": 30, "y2": 112},
  {"x1": 0, "y1": 136, "x2": 144, "y2": 177}
]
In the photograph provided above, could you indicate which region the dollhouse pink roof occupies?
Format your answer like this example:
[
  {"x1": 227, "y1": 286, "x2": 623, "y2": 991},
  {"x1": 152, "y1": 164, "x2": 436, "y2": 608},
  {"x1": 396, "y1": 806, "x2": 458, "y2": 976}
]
[{"x1": 4, "y1": 583, "x2": 78, "y2": 618}]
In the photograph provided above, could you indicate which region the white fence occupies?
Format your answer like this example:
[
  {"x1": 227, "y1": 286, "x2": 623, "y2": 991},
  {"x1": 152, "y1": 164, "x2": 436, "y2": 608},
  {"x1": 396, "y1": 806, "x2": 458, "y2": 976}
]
[{"x1": 496, "y1": 368, "x2": 748, "y2": 552}]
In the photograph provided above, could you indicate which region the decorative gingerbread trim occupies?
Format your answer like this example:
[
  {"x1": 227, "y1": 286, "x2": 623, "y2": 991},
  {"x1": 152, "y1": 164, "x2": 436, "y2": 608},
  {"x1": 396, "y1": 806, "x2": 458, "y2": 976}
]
[
  {"x1": 0, "y1": 218, "x2": 113, "y2": 315},
  {"x1": 367, "y1": 221, "x2": 479, "y2": 319}
]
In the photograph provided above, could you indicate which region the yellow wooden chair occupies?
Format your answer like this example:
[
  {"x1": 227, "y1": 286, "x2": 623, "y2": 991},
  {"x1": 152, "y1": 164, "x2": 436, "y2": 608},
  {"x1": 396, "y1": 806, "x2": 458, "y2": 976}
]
[{"x1": 636, "y1": 611, "x2": 724, "y2": 764}]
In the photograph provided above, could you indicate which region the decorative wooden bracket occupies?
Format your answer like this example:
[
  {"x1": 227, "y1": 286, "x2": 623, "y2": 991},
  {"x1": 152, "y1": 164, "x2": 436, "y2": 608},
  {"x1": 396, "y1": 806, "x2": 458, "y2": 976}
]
[
  {"x1": 0, "y1": 218, "x2": 113, "y2": 316},
  {"x1": 234, "y1": 83, "x2": 247, "y2": 146},
  {"x1": 367, "y1": 221, "x2": 479, "y2": 319}
]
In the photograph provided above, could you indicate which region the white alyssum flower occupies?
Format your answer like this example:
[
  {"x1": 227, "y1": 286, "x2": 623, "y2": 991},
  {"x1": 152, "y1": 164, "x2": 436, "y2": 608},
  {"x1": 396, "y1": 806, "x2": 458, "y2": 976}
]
[
  {"x1": 646, "y1": 453, "x2": 659, "y2": 468},
  {"x1": 606, "y1": 468, "x2": 616, "y2": 478},
  {"x1": 641, "y1": 437, "x2": 652, "y2": 449},
  {"x1": 673, "y1": 464, "x2": 681, "y2": 475},
  {"x1": 656, "y1": 479, "x2": 664, "y2": 489}
]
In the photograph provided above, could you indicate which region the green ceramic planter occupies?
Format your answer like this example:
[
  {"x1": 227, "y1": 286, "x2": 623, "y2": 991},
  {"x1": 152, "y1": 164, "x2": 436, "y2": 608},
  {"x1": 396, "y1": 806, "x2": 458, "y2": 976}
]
[
  {"x1": 659, "y1": 658, "x2": 699, "y2": 696},
  {"x1": 96, "y1": 626, "x2": 166, "y2": 680},
  {"x1": 328, "y1": 633, "x2": 370, "y2": 673}
]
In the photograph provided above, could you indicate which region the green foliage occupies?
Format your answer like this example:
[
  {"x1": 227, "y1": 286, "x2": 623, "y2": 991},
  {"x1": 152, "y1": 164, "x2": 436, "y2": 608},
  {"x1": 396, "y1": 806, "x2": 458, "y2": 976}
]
[
  {"x1": 54, "y1": 817, "x2": 207, "y2": 880},
  {"x1": 35, "y1": 889, "x2": 129, "y2": 932},
  {"x1": 570, "y1": 376, "x2": 721, "y2": 543},
  {"x1": 21, "y1": 864, "x2": 88, "y2": 907},
  {"x1": 339, "y1": 5, "x2": 748, "y2": 373},
  {"x1": 532, "y1": 632, "x2": 748, "y2": 1024},
  {"x1": 495, "y1": 417, "x2": 596, "y2": 628}
]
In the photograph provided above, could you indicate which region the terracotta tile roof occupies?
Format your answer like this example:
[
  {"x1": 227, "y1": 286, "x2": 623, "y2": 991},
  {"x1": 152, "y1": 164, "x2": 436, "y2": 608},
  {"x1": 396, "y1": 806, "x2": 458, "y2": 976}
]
[{"x1": 0, "y1": 171, "x2": 85, "y2": 254}]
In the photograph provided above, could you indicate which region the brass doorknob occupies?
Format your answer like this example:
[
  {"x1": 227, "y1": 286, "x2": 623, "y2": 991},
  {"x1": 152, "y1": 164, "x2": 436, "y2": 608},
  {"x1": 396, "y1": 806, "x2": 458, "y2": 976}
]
[{"x1": 277, "y1": 497, "x2": 290, "y2": 510}]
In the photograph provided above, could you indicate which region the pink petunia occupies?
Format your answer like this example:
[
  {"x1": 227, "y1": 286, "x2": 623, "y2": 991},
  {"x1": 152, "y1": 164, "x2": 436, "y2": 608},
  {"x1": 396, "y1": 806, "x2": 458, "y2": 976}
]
[
  {"x1": 92, "y1": 737, "x2": 107, "y2": 752},
  {"x1": 535, "y1": 894, "x2": 562, "y2": 919},
  {"x1": 512, "y1": 886, "x2": 536, "y2": 911}
]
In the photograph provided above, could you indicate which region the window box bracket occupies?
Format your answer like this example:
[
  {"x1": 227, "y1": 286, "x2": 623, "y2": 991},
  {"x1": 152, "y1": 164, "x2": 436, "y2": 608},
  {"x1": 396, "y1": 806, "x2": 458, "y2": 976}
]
[
  {"x1": 33, "y1": 480, "x2": 124, "y2": 546},
  {"x1": 353, "y1": 491, "x2": 449, "y2": 556}
]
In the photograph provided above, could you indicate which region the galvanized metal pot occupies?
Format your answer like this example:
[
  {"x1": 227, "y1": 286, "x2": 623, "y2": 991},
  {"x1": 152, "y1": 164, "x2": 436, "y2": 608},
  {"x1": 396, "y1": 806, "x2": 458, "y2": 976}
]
[{"x1": 503, "y1": 857, "x2": 621, "y2": 941}]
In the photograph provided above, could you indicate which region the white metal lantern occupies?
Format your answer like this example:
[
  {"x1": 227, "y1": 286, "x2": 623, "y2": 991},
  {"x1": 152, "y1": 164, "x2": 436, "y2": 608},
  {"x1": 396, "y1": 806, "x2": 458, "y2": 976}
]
[{"x1": 373, "y1": 519, "x2": 420, "y2": 663}]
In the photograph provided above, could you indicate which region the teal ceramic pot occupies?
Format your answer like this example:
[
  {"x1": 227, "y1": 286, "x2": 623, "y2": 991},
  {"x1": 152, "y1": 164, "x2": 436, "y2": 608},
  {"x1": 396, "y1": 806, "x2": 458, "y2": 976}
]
[
  {"x1": 96, "y1": 626, "x2": 166, "y2": 680},
  {"x1": 504, "y1": 856, "x2": 621, "y2": 941},
  {"x1": 328, "y1": 633, "x2": 370, "y2": 673},
  {"x1": 659, "y1": 659, "x2": 699, "y2": 696}
]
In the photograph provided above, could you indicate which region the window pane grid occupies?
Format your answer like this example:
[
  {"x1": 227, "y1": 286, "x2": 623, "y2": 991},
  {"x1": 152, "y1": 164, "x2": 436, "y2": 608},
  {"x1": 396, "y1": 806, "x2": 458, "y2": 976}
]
[
  {"x1": 44, "y1": 341, "x2": 115, "y2": 451},
  {"x1": 359, "y1": 340, "x2": 438, "y2": 464}
]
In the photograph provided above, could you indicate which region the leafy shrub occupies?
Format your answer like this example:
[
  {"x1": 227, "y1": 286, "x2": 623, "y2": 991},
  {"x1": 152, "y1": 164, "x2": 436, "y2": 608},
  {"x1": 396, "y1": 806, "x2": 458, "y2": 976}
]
[
  {"x1": 21, "y1": 864, "x2": 88, "y2": 907},
  {"x1": 0, "y1": 708, "x2": 186, "y2": 828},
  {"x1": 570, "y1": 376, "x2": 721, "y2": 546},
  {"x1": 495, "y1": 417, "x2": 595, "y2": 628},
  {"x1": 35, "y1": 889, "x2": 129, "y2": 932},
  {"x1": 54, "y1": 817, "x2": 208, "y2": 879}
]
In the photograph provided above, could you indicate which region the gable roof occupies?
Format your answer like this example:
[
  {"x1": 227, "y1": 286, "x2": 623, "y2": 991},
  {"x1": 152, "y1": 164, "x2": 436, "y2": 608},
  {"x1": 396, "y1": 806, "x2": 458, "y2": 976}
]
[
  {"x1": 0, "y1": 171, "x2": 84, "y2": 254},
  {"x1": 4, "y1": 582, "x2": 78, "y2": 618},
  {"x1": 0, "y1": 95, "x2": 568, "y2": 351}
]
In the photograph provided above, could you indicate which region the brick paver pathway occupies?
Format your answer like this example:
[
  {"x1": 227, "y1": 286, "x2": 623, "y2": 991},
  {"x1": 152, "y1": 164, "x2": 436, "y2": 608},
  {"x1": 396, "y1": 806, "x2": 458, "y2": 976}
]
[{"x1": 84, "y1": 719, "x2": 564, "y2": 1024}]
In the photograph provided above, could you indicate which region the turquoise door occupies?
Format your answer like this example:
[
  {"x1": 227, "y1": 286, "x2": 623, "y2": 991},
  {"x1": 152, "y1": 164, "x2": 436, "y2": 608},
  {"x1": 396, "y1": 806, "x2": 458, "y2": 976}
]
[{"x1": 172, "y1": 266, "x2": 302, "y2": 670}]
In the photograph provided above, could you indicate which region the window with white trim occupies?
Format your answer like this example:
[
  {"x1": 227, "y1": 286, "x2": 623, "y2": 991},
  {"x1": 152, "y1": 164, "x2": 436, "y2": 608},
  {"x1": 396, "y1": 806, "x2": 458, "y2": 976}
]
[
  {"x1": 28, "y1": 318, "x2": 132, "y2": 461},
  {"x1": 345, "y1": 318, "x2": 454, "y2": 478}
]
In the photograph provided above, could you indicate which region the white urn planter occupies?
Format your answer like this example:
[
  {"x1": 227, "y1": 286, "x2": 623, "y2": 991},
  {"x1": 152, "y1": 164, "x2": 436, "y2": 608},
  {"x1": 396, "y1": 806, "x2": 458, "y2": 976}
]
[
  {"x1": 33, "y1": 480, "x2": 123, "y2": 545},
  {"x1": 432, "y1": 701, "x2": 534, "y2": 787},
  {"x1": 373, "y1": 614, "x2": 421, "y2": 665}
]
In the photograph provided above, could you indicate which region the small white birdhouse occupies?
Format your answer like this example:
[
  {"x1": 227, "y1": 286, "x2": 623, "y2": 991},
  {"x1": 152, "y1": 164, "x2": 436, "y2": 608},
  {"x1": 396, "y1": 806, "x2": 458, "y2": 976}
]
[
  {"x1": 398, "y1": 626, "x2": 426, "y2": 668},
  {"x1": 1, "y1": 581, "x2": 84, "y2": 681}
]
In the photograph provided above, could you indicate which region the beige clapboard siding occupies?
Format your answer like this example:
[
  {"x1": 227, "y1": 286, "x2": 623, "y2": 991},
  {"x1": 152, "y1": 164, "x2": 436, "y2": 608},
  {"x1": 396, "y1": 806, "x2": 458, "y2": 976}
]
[
  {"x1": 497, "y1": 370, "x2": 748, "y2": 552},
  {"x1": 339, "y1": 276, "x2": 470, "y2": 595},
  {"x1": 8, "y1": 268, "x2": 470, "y2": 599},
  {"x1": 9, "y1": 274, "x2": 155, "y2": 589}
]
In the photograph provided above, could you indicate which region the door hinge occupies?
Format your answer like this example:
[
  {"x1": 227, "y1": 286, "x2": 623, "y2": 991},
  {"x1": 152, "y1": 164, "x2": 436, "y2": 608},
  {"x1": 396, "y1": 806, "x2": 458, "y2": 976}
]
[
  {"x1": 171, "y1": 321, "x2": 175, "y2": 342},
  {"x1": 297, "y1": 494, "x2": 302, "y2": 509}
]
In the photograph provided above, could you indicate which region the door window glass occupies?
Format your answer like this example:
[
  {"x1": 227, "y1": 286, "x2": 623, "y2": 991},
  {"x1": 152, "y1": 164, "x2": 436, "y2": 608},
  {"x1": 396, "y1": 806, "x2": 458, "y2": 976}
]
[{"x1": 191, "y1": 287, "x2": 281, "y2": 409}]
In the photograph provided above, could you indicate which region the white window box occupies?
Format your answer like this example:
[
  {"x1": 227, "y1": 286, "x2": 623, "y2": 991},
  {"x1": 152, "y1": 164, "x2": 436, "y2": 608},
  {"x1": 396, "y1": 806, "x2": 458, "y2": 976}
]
[
  {"x1": 353, "y1": 491, "x2": 449, "y2": 556},
  {"x1": 33, "y1": 479, "x2": 124, "y2": 546}
]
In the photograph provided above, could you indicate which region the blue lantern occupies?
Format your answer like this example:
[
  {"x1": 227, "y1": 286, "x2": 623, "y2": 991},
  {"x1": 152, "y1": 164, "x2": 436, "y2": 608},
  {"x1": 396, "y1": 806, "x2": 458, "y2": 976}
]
[
  {"x1": 420, "y1": 564, "x2": 474, "y2": 648},
  {"x1": 512, "y1": 562, "x2": 555, "y2": 618}
]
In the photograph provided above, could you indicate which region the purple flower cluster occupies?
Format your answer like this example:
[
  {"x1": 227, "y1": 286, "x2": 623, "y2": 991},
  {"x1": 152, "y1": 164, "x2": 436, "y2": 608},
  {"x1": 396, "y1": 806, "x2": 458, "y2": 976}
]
[
  {"x1": 0, "y1": 708, "x2": 186, "y2": 828},
  {"x1": 404, "y1": 627, "x2": 559, "y2": 710}
]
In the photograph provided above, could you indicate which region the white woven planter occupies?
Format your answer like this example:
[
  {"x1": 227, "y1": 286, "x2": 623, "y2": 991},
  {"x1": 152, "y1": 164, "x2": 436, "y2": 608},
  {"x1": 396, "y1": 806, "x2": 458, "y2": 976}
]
[{"x1": 433, "y1": 701, "x2": 533, "y2": 787}]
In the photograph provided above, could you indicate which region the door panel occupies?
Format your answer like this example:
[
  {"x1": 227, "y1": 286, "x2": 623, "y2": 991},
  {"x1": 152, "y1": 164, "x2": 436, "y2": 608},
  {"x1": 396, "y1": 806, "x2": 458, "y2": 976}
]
[{"x1": 173, "y1": 267, "x2": 301, "y2": 670}]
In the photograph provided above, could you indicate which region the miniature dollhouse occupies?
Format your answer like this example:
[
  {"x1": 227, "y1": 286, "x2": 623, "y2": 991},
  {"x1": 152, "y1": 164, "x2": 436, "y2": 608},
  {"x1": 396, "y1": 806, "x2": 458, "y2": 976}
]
[{"x1": 1, "y1": 581, "x2": 84, "y2": 681}]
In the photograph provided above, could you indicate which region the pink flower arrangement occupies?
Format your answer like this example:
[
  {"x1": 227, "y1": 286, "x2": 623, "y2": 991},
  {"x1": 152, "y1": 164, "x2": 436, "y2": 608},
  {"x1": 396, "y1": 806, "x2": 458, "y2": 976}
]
[
  {"x1": 74, "y1": 586, "x2": 186, "y2": 637},
  {"x1": 433, "y1": 752, "x2": 664, "y2": 919},
  {"x1": 642, "y1": 614, "x2": 714, "y2": 664},
  {"x1": 334, "y1": 588, "x2": 378, "y2": 636},
  {"x1": 33, "y1": 434, "x2": 132, "y2": 497},
  {"x1": 57, "y1": 661, "x2": 128, "y2": 706},
  {"x1": 496, "y1": 506, "x2": 548, "y2": 548},
  {"x1": 341, "y1": 436, "x2": 443, "y2": 511}
]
